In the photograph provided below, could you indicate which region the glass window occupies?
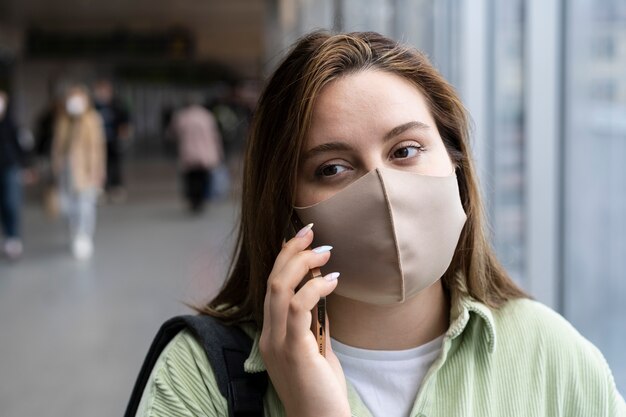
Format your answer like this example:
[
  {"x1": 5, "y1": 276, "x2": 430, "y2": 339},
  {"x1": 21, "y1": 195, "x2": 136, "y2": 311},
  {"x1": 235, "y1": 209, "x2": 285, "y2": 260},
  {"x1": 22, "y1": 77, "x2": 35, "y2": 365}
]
[
  {"x1": 341, "y1": 0, "x2": 394, "y2": 36},
  {"x1": 490, "y1": 0, "x2": 526, "y2": 285},
  {"x1": 563, "y1": 0, "x2": 626, "y2": 393}
]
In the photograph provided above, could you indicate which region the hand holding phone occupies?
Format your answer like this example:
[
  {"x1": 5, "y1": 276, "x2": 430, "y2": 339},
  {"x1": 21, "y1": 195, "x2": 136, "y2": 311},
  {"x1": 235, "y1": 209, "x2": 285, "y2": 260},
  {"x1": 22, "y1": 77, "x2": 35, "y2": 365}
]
[
  {"x1": 291, "y1": 216, "x2": 329, "y2": 357},
  {"x1": 259, "y1": 223, "x2": 349, "y2": 417}
]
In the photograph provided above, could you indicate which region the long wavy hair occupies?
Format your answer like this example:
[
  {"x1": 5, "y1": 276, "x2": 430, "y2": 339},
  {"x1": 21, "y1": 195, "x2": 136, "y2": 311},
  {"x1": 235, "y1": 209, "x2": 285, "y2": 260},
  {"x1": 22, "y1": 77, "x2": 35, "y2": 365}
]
[{"x1": 202, "y1": 31, "x2": 527, "y2": 327}]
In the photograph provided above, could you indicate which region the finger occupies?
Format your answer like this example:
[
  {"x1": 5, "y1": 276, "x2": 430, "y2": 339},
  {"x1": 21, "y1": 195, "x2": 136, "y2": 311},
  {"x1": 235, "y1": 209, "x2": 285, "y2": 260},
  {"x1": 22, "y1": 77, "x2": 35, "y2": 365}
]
[
  {"x1": 272, "y1": 223, "x2": 314, "y2": 273},
  {"x1": 285, "y1": 272, "x2": 339, "y2": 342},
  {"x1": 263, "y1": 224, "x2": 313, "y2": 338},
  {"x1": 275, "y1": 246, "x2": 333, "y2": 292},
  {"x1": 267, "y1": 248, "x2": 333, "y2": 339},
  {"x1": 262, "y1": 225, "x2": 314, "y2": 340}
]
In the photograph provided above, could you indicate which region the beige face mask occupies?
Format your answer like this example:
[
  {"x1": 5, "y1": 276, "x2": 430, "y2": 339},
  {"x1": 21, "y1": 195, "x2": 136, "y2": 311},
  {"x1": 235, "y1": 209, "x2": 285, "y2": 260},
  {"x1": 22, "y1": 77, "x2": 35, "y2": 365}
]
[{"x1": 294, "y1": 167, "x2": 467, "y2": 305}]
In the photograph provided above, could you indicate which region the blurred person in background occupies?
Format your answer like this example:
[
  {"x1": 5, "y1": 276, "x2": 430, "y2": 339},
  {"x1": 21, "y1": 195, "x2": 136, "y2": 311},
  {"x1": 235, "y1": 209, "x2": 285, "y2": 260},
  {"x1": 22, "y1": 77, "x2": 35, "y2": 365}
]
[
  {"x1": 93, "y1": 78, "x2": 131, "y2": 203},
  {"x1": 205, "y1": 82, "x2": 254, "y2": 194},
  {"x1": 170, "y1": 99, "x2": 223, "y2": 213},
  {"x1": 35, "y1": 83, "x2": 62, "y2": 160},
  {"x1": 205, "y1": 82, "x2": 252, "y2": 167},
  {"x1": 35, "y1": 92, "x2": 63, "y2": 218},
  {"x1": 52, "y1": 85, "x2": 105, "y2": 260},
  {"x1": 160, "y1": 103, "x2": 178, "y2": 157},
  {"x1": 0, "y1": 89, "x2": 26, "y2": 260}
]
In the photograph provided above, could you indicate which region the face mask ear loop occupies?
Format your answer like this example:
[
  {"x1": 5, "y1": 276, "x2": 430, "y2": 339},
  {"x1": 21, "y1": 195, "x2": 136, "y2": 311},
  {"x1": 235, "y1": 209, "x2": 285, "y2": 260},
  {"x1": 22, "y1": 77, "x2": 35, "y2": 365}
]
[{"x1": 375, "y1": 169, "x2": 406, "y2": 302}]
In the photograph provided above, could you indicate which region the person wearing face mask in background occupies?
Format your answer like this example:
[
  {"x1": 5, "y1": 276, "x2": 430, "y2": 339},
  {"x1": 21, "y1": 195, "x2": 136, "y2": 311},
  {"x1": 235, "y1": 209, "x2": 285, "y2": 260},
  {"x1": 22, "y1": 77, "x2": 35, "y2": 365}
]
[
  {"x1": 52, "y1": 85, "x2": 105, "y2": 260},
  {"x1": 127, "y1": 32, "x2": 625, "y2": 417},
  {"x1": 0, "y1": 90, "x2": 27, "y2": 260}
]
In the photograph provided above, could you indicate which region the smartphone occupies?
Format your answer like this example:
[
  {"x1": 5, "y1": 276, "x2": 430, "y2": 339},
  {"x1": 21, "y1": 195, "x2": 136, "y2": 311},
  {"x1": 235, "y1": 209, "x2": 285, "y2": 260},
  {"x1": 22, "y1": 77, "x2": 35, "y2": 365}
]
[
  {"x1": 310, "y1": 268, "x2": 327, "y2": 357},
  {"x1": 291, "y1": 215, "x2": 327, "y2": 357}
]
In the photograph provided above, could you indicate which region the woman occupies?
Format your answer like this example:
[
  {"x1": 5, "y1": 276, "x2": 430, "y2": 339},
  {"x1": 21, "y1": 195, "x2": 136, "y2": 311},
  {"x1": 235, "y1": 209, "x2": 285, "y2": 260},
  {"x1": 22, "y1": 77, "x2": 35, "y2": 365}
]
[
  {"x1": 52, "y1": 85, "x2": 105, "y2": 260},
  {"x1": 170, "y1": 100, "x2": 224, "y2": 213},
  {"x1": 0, "y1": 90, "x2": 26, "y2": 260},
  {"x1": 134, "y1": 32, "x2": 625, "y2": 416}
]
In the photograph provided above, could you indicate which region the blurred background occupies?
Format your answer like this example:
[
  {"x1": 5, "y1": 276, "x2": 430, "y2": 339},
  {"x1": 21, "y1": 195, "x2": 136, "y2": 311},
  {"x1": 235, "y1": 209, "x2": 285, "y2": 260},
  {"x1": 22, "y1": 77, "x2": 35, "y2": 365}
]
[{"x1": 0, "y1": 0, "x2": 624, "y2": 415}]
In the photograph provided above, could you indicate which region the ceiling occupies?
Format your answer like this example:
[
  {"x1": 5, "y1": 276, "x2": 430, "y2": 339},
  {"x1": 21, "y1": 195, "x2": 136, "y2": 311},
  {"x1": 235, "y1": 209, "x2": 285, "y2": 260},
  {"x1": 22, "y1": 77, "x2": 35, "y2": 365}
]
[{"x1": 0, "y1": 0, "x2": 268, "y2": 68}]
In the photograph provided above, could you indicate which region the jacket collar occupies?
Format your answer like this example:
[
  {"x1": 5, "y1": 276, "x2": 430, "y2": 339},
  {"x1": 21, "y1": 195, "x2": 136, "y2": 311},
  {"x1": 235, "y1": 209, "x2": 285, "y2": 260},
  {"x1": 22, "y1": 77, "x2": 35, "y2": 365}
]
[
  {"x1": 242, "y1": 295, "x2": 497, "y2": 374},
  {"x1": 447, "y1": 296, "x2": 497, "y2": 353}
]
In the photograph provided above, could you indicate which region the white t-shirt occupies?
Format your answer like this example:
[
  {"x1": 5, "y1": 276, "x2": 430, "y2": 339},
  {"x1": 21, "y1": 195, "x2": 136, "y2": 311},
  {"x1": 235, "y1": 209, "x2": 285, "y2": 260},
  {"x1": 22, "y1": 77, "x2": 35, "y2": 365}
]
[{"x1": 331, "y1": 335, "x2": 444, "y2": 417}]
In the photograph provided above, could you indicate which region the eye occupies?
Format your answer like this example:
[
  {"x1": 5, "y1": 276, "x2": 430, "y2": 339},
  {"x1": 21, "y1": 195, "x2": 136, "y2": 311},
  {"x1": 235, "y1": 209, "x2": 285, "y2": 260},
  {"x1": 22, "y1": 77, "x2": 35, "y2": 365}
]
[
  {"x1": 390, "y1": 143, "x2": 422, "y2": 160},
  {"x1": 315, "y1": 163, "x2": 350, "y2": 178}
]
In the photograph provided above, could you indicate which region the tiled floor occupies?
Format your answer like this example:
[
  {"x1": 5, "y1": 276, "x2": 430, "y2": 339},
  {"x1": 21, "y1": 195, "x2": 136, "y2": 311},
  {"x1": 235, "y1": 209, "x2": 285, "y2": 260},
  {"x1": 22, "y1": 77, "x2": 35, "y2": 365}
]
[{"x1": 0, "y1": 159, "x2": 237, "y2": 417}]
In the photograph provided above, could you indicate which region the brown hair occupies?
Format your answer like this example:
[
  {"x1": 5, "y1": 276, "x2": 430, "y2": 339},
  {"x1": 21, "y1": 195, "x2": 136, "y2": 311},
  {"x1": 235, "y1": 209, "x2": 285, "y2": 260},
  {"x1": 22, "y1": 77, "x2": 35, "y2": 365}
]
[{"x1": 203, "y1": 31, "x2": 527, "y2": 326}]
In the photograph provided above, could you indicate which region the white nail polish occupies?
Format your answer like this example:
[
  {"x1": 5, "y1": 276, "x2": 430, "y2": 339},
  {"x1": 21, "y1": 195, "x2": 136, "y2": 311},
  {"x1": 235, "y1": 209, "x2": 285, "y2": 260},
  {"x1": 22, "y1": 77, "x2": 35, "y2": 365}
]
[
  {"x1": 324, "y1": 272, "x2": 340, "y2": 281},
  {"x1": 312, "y1": 245, "x2": 333, "y2": 254},
  {"x1": 296, "y1": 223, "x2": 314, "y2": 238}
]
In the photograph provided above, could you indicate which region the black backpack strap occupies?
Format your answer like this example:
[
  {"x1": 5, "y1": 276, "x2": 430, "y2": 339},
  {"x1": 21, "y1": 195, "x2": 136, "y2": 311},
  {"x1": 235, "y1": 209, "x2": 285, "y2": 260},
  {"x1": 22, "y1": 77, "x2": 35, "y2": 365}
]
[
  {"x1": 181, "y1": 315, "x2": 268, "y2": 417},
  {"x1": 124, "y1": 315, "x2": 267, "y2": 417}
]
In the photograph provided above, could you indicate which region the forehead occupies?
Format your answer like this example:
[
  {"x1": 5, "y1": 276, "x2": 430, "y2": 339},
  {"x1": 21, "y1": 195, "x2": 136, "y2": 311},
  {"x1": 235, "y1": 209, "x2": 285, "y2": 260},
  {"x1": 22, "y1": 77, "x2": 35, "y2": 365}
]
[{"x1": 307, "y1": 70, "x2": 435, "y2": 142}]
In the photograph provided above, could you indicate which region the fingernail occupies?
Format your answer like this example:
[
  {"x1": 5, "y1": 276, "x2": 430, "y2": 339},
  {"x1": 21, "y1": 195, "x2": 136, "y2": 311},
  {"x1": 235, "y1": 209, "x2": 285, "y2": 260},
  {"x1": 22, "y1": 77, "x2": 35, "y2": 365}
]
[
  {"x1": 296, "y1": 223, "x2": 314, "y2": 238},
  {"x1": 324, "y1": 272, "x2": 340, "y2": 281},
  {"x1": 312, "y1": 245, "x2": 333, "y2": 254}
]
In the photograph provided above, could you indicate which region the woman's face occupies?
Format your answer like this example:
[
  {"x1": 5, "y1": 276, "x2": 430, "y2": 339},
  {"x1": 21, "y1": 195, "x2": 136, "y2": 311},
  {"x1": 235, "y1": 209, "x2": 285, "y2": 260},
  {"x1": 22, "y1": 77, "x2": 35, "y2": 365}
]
[
  {"x1": 65, "y1": 89, "x2": 89, "y2": 116},
  {"x1": 295, "y1": 70, "x2": 454, "y2": 207}
]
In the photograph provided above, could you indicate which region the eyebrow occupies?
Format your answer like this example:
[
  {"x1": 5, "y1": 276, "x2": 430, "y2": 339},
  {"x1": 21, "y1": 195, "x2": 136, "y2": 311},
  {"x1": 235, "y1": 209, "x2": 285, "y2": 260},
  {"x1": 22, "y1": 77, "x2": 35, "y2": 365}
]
[
  {"x1": 302, "y1": 120, "x2": 430, "y2": 161},
  {"x1": 383, "y1": 121, "x2": 430, "y2": 141}
]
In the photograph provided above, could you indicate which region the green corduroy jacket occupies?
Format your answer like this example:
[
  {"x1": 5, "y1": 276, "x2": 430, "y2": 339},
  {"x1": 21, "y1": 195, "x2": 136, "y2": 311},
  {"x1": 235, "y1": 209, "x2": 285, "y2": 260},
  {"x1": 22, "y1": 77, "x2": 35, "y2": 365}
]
[{"x1": 136, "y1": 297, "x2": 625, "y2": 417}]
